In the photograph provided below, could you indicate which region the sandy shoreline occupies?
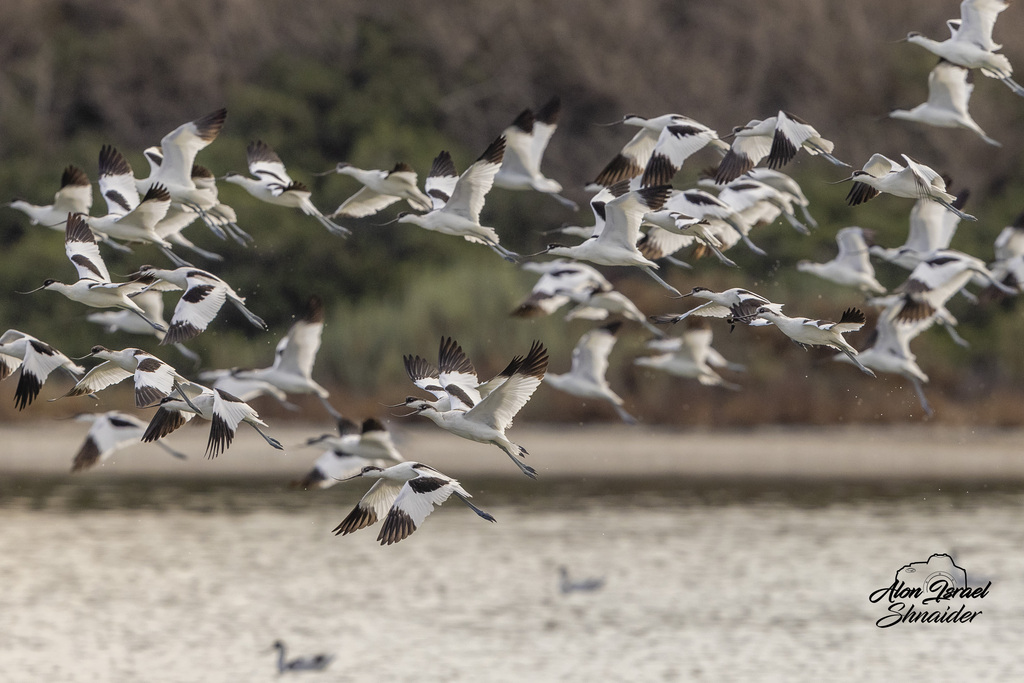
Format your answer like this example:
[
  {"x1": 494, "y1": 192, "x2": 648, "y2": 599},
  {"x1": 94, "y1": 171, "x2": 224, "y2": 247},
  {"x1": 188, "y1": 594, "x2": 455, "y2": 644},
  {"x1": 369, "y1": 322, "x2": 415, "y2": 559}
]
[{"x1": 3, "y1": 421, "x2": 1024, "y2": 481}]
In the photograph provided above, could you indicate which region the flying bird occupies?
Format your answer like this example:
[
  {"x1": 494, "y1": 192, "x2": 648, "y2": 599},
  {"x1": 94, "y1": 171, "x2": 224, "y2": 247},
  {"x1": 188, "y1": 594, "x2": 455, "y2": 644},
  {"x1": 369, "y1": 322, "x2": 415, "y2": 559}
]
[
  {"x1": 889, "y1": 60, "x2": 1001, "y2": 146},
  {"x1": 6, "y1": 165, "x2": 93, "y2": 230},
  {"x1": 0, "y1": 329, "x2": 84, "y2": 410},
  {"x1": 332, "y1": 461, "x2": 495, "y2": 545},
  {"x1": 70, "y1": 411, "x2": 187, "y2": 473},
  {"x1": 544, "y1": 322, "x2": 637, "y2": 424}
]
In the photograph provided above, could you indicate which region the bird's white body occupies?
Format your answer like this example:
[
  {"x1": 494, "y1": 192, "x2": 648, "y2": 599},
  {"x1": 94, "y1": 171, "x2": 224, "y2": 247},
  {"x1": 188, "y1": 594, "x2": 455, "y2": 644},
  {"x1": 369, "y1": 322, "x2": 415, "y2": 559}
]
[
  {"x1": 889, "y1": 61, "x2": 1000, "y2": 146},
  {"x1": 797, "y1": 226, "x2": 886, "y2": 294},
  {"x1": 0, "y1": 329, "x2": 84, "y2": 409},
  {"x1": 7, "y1": 165, "x2": 93, "y2": 229},
  {"x1": 328, "y1": 162, "x2": 432, "y2": 217},
  {"x1": 333, "y1": 461, "x2": 495, "y2": 545},
  {"x1": 70, "y1": 411, "x2": 187, "y2": 472},
  {"x1": 397, "y1": 137, "x2": 516, "y2": 260},
  {"x1": 63, "y1": 345, "x2": 191, "y2": 408},
  {"x1": 634, "y1": 320, "x2": 744, "y2": 389},
  {"x1": 748, "y1": 306, "x2": 875, "y2": 377},
  {"x1": 512, "y1": 260, "x2": 613, "y2": 318},
  {"x1": 403, "y1": 338, "x2": 548, "y2": 478},
  {"x1": 544, "y1": 323, "x2": 636, "y2": 424},
  {"x1": 845, "y1": 154, "x2": 975, "y2": 221}
]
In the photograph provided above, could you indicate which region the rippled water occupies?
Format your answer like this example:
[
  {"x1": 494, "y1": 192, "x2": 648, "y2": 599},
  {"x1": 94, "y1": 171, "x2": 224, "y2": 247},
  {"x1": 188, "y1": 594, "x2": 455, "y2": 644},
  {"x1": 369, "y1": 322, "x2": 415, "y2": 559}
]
[{"x1": 0, "y1": 476, "x2": 1021, "y2": 682}]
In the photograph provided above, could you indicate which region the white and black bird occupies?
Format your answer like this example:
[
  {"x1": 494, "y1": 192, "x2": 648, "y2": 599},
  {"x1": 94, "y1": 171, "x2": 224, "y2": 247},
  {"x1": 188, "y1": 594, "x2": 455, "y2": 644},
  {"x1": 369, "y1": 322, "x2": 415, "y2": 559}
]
[
  {"x1": 833, "y1": 302, "x2": 934, "y2": 416},
  {"x1": 537, "y1": 183, "x2": 680, "y2": 295},
  {"x1": 131, "y1": 264, "x2": 266, "y2": 344},
  {"x1": 0, "y1": 329, "x2": 84, "y2": 410},
  {"x1": 70, "y1": 411, "x2": 187, "y2": 473},
  {"x1": 319, "y1": 161, "x2": 433, "y2": 218},
  {"x1": 6, "y1": 165, "x2": 93, "y2": 230},
  {"x1": 511, "y1": 260, "x2": 613, "y2": 318},
  {"x1": 271, "y1": 641, "x2": 334, "y2": 674},
  {"x1": 494, "y1": 97, "x2": 578, "y2": 209},
  {"x1": 59, "y1": 345, "x2": 193, "y2": 408},
  {"x1": 797, "y1": 226, "x2": 887, "y2": 294},
  {"x1": 736, "y1": 305, "x2": 876, "y2": 377},
  {"x1": 714, "y1": 111, "x2": 846, "y2": 184},
  {"x1": 634, "y1": 318, "x2": 745, "y2": 390},
  {"x1": 332, "y1": 461, "x2": 495, "y2": 545},
  {"x1": 544, "y1": 322, "x2": 637, "y2": 424},
  {"x1": 400, "y1": 338, "x2": 548, "y2": 478},
  {"x1": 843, "y1": 153, "x2": 976, "y2": 221},
  {"x1": 396, "y1": 136, "x2": 518, "y2": 261},
  {"x1": 651, "y1": 286, "x2": 782, "y2": 328},
  {"x1": 23, "y1": 214, "x2": 165, "y2": 332},
  {"x1": 293, "y1": 417, "x2": 404, "y2": 490},
  {"x1": 228, "y1": 295, "x2": 340, "y2": 420},
  {"x1": 142, "y1": 382, "x2": 283, "y2": 458},
  {"x1": 905, "y1": 0, "x2": 1024, "y2": 96},
  {"x1": 223, "y1": 140, "x2": 350, "y2": 236},
  {"x1": 587, "y1": 113, "x2": 721, "y2": 190},
  {"x1": 889, "y1": 60, "x2": 1001, "y2": 146}
]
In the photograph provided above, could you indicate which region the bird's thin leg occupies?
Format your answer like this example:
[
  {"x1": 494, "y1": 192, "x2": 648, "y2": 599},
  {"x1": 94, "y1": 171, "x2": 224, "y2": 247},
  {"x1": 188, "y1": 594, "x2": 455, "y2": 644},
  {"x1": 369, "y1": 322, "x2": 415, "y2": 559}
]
[
  {"x1": 452, "y1": 492, "x2": 497, "y2": 522},
  {"x1": 248, "y1": 422, "x2": 284, "y2": 450},
  {"x1": 640, "y1": 266, "x2": 681, "y2": 297},
  {"x1": 317, "y1": 394, "x2": 342, "y2": 421},
  {"x1": 840, "y1": 348, "x2": 876, "y2": 377},
  {"x1": 910, "y1": 378, "x2": 933, "y2": 418}
]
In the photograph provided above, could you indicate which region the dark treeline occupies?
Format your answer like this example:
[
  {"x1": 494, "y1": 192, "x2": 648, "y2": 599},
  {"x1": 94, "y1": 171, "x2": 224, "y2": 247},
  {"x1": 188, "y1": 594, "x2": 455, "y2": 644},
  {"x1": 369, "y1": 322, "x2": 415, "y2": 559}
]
[{"x1": 2, "y1": 0, "x2": 1024, "y2": 425}]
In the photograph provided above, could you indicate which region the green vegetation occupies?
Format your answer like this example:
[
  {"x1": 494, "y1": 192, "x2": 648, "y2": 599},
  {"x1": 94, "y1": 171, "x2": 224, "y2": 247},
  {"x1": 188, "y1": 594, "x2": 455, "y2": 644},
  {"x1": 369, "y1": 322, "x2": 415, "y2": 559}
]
[{"x1": 2, "y1": 0, "x2": 1024, "y2": 425}]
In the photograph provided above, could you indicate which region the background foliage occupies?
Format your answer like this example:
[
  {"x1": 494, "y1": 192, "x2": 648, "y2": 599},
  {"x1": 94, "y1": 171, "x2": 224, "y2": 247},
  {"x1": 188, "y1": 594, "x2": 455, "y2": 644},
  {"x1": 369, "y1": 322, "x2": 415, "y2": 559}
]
[{"x1": 2, "y1": 0, "x2": 1024, "y2": 425}]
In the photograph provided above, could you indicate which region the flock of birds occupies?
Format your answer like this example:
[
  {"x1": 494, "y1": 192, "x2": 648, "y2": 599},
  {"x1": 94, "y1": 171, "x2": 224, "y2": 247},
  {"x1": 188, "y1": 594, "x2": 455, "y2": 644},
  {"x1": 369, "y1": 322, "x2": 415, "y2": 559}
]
[{"x1": 3, "y1": 0, "x2": 1024, "y2": 555}]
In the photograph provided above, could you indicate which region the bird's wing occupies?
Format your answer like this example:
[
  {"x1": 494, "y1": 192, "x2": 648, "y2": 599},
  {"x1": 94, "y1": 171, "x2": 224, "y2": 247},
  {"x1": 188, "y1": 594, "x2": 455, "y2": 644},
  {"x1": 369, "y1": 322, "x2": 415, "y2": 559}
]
[
  {"x1": 379, "y1": 476, "x2": 457, "y2": 543},
  {"x1": 335, "y1": 479, "x2": 403, "y2": 534},
  {"x1": 598, "y1": 186, "x2": 670, "y2": 250},
  {"x1": 165, "y1": 274, "x2": 229, "y2": 341},
  {"x1": 862, "y1": 153, "x2": 898, "y2": 178},
  {"x1": 98, "y1": 145, "x2": 140, "y2": 215},
  {"x1": 424, "y1": 151, "x2": 458, "y2": 209},
  {"x1": 333, "y1": 186, "x2": 402, "y2": 218},
  {"x1": 467, "y1": 341, "x2": 547, "y2": 431},
  {"x1": 770, "y1": 112, "x2": 818, "y2": 167},
  {"x1": 642, "y1": 124, "x2": 718, "y2": 186},
  {"x1": 954, "y1": 0, "x2": 1006, "y2": 51},
  {"x1": 246, "y1": 140, "x2": 294, "y2": 186},
  {"x1": 154, "y1": 109, "x2": 227, "y2": 187},
  {"x1": 52, "y1": 166, "x2": 94, "y2": 215},
  {"x1": 437, "y1": 337, "x2": 481, "y2": 409},
  {"x1": 637, "y1": 226, "x2": 696, "y2": 260},
  {"x1": 272, "y1": 317, "x2": 323, "y2": 379},
  {"x1": 501, "y1": 110, "x2": 539, "y2": 178},
  {"x1": 590, "y1": 128, "x2": 658, "y2": 187},
  {"x1": 530, "y1": 97, "x2": 561, "y2": 170},
  {"x1": 133, "y1": 353, "x2": 181, "y2": 407},
  {"x1": 443, "y1": 136, "x2": 505, "y2": 223},
  {"x1": 403, "y1": 354, "x2": 447, "y2": 401},
  {"x1": 207, "y1": 389, "x2": 260, "y2": 457},
  {"x1": 65, "y1": 214, "x2": 111, "y2": 282},
  {"x1": 119, "y1": 184, "x2": 172, "y2": 231},
  {"x1": 927, "y1": 61, "x2": 971, "y2": 114},
  {"x1": 834, "y1": 226, "x2": 873, "y2": 272},
  {"x1": 569, "y1": 326, "x2": 616, "y2": 383},
  {"x1": 356, "y1": 420, "x2": 404, "y2": 462},
  {"x1": 64, "y1": 361, "x2": 134, "y2": 398}
]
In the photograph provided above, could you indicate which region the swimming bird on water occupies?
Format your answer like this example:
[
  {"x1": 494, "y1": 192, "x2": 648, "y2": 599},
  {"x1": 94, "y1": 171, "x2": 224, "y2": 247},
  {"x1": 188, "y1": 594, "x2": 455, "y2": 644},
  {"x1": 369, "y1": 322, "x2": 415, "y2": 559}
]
[
  {"x1": 558, "y1": 566, "x2": 605, "y2": 594},
  {"x1": 271, "y1": 640, "x2": 334, "y2": 674},
  {"x1": 544, "y1": 322, "x2": 638, "y2": 424},
  {"x1": 841, "y1": 153, "x2": 976, "y2": 221},
  {"x1": 5, "y1": 165, "x2": 93, "y2": 230},
  {"x1": 493, "y1": 97, "x2": 578, "y2": 209},
  {"x1": 396, "y1": 136, "x2": 519, "y2": 261},
  {"x1": 0, "y1": 329, "x2": 85, "y2": 409},
  {"x1": 399, "y1": 338, "x2": 548, "y2": 478},
  {"x1": 333, "y1": 461, "x2": 495, "y2": 545},
  {"x1": 223, "y1": 140, "x2": 350, "y2": 236},
  {"x1": 69, "y1": 411, "x2": 187, "y2": 473}
]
